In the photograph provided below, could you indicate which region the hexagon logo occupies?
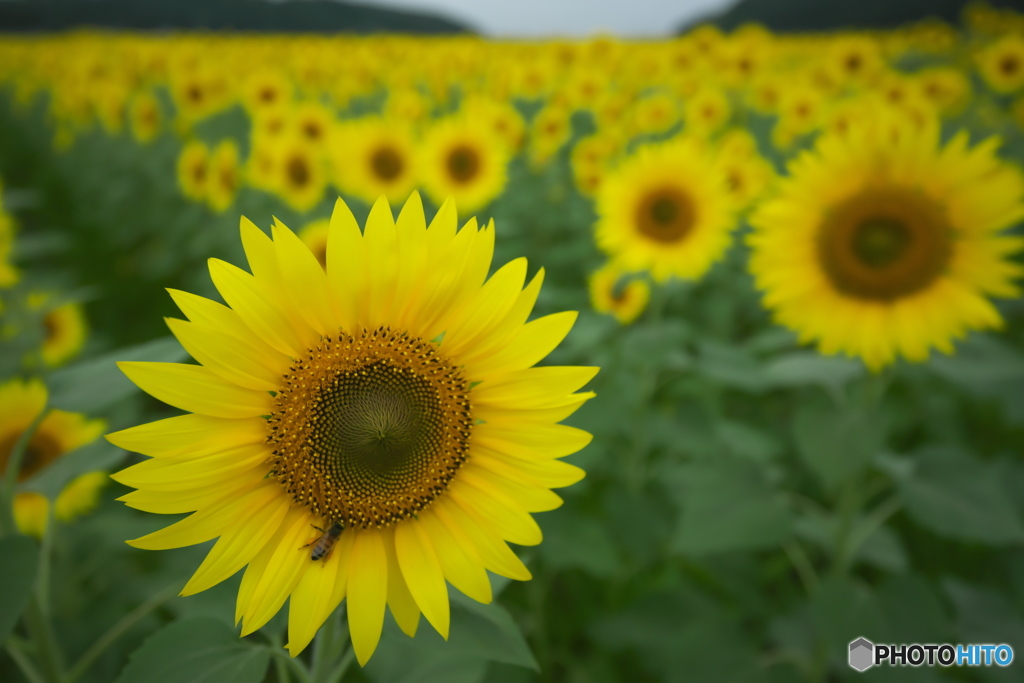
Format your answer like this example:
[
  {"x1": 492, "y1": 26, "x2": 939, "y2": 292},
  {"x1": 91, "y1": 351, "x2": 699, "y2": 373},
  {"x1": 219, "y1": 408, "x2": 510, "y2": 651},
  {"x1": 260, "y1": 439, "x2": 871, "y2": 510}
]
[{"x1": 849, "y1": 637, "x2": 874, "y2": 672}]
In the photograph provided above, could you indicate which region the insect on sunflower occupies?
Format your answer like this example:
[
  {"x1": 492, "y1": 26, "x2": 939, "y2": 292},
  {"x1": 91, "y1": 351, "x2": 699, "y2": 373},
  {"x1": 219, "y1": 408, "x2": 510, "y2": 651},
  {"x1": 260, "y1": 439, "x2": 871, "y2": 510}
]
[{"x1": 107, "y1": 193, "x2": 597, "y2": 665}]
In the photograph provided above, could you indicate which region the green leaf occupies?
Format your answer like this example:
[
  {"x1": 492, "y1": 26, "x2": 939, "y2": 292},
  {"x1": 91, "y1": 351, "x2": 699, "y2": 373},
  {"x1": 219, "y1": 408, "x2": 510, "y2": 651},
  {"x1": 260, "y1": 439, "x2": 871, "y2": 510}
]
[
  {"x1": 537, "y1": 509, "x2": 620, "y2": 577},
  {"x1": 0, "y1": 535, "x2": 39, "y2": 643},
  {"x1": 48, "y1": 336, "x2": 188, "y2": 413},
  {"x1": 793, "y1": 400, "x2": 883, "y2": 492},
  {"x1": 449, "y1": 594, "x2": 539, "y2": 671},
  {"x1": 669, "y1": 458, "x2": 793, "y2": 555},
  {"x1": 590, "y1": 590, "x2": 762, "y2": 682},
  {"x1": 811, "y1": 576, "x2": 889, "y2": 663},
  {"x1": 877, "y1": 576, "x2": 953, "y2": 644},
  {"x1": 694, "y1": 341, "x2": 768, "y2": 393},
  {"x1": 114, "y1": 617, "x2": 269, "y2": 683},
  {"x1": 930, "y1": 334, "x2": 1024, "y2": 387},
  {"x1": 897, "y1": 448, "x2": 1024, "y2": 544},
  {"x1": 364, "y1": 596, "x2": 537, "y2": 683},
  {"x1": 762, "y1": 351, "x2": 864, "y2": 390}
]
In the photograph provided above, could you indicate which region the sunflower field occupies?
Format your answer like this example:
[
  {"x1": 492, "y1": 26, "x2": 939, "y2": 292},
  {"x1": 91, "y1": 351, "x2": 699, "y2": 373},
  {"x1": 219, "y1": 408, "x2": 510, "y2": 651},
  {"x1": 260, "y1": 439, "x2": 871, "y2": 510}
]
[{"x1": 3, "y1": 2, "x2": 1024, "y2": 682}]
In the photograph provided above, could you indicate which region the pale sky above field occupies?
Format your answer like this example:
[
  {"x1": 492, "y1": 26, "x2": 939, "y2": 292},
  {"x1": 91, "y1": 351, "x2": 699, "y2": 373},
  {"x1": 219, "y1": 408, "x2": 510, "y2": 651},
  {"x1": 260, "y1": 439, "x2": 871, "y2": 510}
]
[{"x1": 356, "y1": 0, "x2": 738, "y2": 37}]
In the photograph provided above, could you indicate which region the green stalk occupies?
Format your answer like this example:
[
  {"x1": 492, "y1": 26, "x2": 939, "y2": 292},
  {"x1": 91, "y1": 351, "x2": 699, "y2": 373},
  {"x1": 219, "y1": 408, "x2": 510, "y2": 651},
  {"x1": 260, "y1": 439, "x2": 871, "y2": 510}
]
[
  {"x1": 309, "y1": 610, "x2": 338, "y2": 683},
  {"x1": 627, "y1": 281, "x2": 671, "y2": 492},
  {"x1": 5, "y1": 641, "x2": 47, "y2": 683},
  {"x1": 23, "y1": 597, "x2": 63, "y2": 683},
  {"x1": 65, "y1": 582, "x2": 180, "y2": 683}
]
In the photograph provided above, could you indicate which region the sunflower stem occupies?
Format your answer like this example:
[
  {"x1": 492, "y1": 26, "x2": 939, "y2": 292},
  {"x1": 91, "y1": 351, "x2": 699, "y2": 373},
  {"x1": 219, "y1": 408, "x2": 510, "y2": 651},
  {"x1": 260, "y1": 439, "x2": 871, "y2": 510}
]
[
  {"x1": 266, "y1": 646, "x2": 312, "y2": 683},
  {"x1": 309, "y1": 608, "x2": 337, "y2": 683},
  {"x1": 325, "y1": 646, "x2": 354, "y2": 683},
  {"x1": 830, "y1": 369, "x2": 890, "y2": 577},
  {"x1": 5, "y1": 640, "x2": 47, "y2": 683},
  {"x1": 65, "y1": 582, "x2": 180, "y2": 683},
  {"x1": 37, "y1": 504, "x2": 55, "y2": 617},
  {"x1": 24, "y1": 596, "x2": 63, "y2": 683},
  {"x1": 0, "y1": 405, "x2": 49, "y2": 536},
  {"x1": 626, "y1": 280, "x2": 670, "y2": 493}
]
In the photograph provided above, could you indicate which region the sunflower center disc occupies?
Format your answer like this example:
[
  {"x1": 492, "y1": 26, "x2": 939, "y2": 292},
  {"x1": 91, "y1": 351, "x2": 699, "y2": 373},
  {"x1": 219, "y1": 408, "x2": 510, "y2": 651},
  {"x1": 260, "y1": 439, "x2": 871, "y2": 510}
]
[
  {"x1": 267, "y1": 327, "x2": 473, "y2": 529},
  {"x1": 286, "y1": 155, "x2": 310, "y2": 188},
  {"x1": 0, "y1": 431, "x2": 62, "y2": 482},
  {"x1": 636, "y1": 187, "x2": 696, "y2": 244},
  {"x1": 371, "y1": 146, "x2": 404, "y2": 181},
  {"x1": 447, "y1": 145, "x2": 480, "y2": 184},
  {"x1": 817, "y1": 187, "x2": 954, "y2": 301}
]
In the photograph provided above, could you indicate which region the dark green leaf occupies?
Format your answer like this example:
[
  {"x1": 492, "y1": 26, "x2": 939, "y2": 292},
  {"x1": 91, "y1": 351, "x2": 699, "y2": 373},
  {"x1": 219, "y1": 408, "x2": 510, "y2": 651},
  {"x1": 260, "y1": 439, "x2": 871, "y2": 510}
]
[
  {"x1": 0, "y1": 535, "x2": 38, "y2": 643},
  {"x1": 364, "y1": 595, "x2": 537, "y2": 683},
  {"x1": 897, "y1": 448, "x2": 1024, "y2": 544},
  {"x1": 762, "y1": 351, "x2": 864, "y2": 390},
  {"x1": 793, "y1": 400, "x2": 883, "y2": 492},
  {"x1": 669, "y1": 458, "x2": 793, "y2": 555},
  {"x1": 537, "y1": 509, "x2": 620, "y2": 577},
  {"x1": 114, "y1": 617, "x2": 269, "y2": 683},
  {"x1": 48, "y1": 336, "x2": 188, "y2": 413}
]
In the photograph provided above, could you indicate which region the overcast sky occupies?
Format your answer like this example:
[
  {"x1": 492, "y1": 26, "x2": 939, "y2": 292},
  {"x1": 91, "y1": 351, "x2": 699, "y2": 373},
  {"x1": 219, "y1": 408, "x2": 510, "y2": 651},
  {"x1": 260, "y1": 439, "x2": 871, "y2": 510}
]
[{"x1": 356, "y1": 0, "x2": 738, "y2": 37}]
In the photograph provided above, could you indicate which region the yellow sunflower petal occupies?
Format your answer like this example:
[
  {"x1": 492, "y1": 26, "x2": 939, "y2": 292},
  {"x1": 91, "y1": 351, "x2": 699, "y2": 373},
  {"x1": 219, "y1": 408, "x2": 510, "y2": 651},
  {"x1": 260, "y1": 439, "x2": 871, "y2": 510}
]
[
  {"x1": 394, "y1": 519, "x2": 450, "y2": 639},
  {"x1": 346, "y1": 530, "x2": 389, "y2": 666},
  {"x1": 285, "y1": 531, "x2": 354, "y2": 657},
  {"x1": 117, "y1": 362, "x2": 270, "y2": 418}
]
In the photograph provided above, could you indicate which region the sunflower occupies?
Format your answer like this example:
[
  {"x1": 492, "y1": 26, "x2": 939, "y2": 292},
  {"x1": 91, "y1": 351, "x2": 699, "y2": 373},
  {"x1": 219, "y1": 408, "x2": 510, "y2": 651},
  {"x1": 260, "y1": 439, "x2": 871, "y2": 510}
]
[
  {"x1": 0, "y1": 204, "x2": 18, "y2": 288},
  {"x1": 683, "y1": 88, "x2": 731, "y2": 136},
  {"x1": 332, "y1": 118, "x2": 418, "y2": 205},
  {"x1": 298, "y1": 217, "x2": 330, "y2": 268},
  {"x1": 129, "y1": 91, "x2": 162, "y2": 144},
  {"x1": 0, "y1": 378, "x2": 107, "y2": 538},
  {"x1": 273, "y1": 138, "x2": 327, "y2": 213},
  {"x1": 107, "y1": 194, "x2": 596, "y2": 665},
  {"x1": 28, "y1": 293, "x2": 88, "y2": 368},
  {"x1": 420, "y1": 118, "x2": 509, "y2": 214},
  {"x1": 596, "y1": 138, "x2": 737, "y2": 283},
  {"x1": 207, "y1": 139, "x2": 242, "y2": 214},
  {"x1": 749, "y1": 115, "x2": 1024, "y2": 370},
  {"x1": 589, "y1": 263, "x2": 650, "y2": 324},
  {"x1": 977, "y1": 35, "x2": 1024, "y2": 94},
  {"x1": 177, "y1": 140, "x2": 209, "y2": 203},
  {"x1": 243, "y1": 69, "x2": 292, "y2": 114},
  {"x1": 291, "y1": 101, "x2": 336, "y2": 148}
]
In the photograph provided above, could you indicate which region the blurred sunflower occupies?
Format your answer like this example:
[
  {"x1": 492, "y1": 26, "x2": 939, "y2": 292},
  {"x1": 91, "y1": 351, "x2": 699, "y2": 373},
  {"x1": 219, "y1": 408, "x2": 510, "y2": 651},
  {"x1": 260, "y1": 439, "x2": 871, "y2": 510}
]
[
  {"x1": 298, "y1": 217, "x2": 330, "y2": 269},
  {"x1": 588, "y1": 263, "x2": 650, "y2": 324},
  {"x1": 0, "y1": 202, "x2": 18, "y2": 288},
  {"x1": 177, "y1": 140, "x2": 209, "y2": 202},
  {"x1": 596, "y1": 138, "x2": 736, "y2": 283},
  {"x1": 420, "y1": 118, "x2": 509, "y2": 213},
  {"x1": 27, "y1": 293, "x2": 88, "y2": 368},
  {"x1": 333, "y1": 118, "x2": 418, "y2": 205},
  {"x1": 107, "y1": 194, "x2": 596, "y2": 665},
  {"x1": 291, "y1": 101, "x2": 335, "y2": 148},
  {"x1": 207, "y1": 140, "x2": 241, "y2": 214},
  {"x1": 0, "y1": 378, "x2": 107, "y2": 538},
  {"x1": 749, "y1": 116, "x2": 1024, "y2": 370},
  {"x1": 129, "y1": 91, "x2": 161, "y2": 144},
  {"x1": 977, "y1": 35, "x2": 1024, "y2": 94},
  {"x1": 274, "y1": 138, "x2": 327, "y2": 213}
]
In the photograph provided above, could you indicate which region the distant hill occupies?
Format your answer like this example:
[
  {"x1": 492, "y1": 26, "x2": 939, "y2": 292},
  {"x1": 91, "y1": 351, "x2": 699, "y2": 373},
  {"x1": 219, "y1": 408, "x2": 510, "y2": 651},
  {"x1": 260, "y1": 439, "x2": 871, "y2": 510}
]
[
  {"x1": 0, "y1": 0, "x2": 473, "y2": 33},
  {"x1": 683, "y1": 0, "x2": 1024, "y2": 32}
]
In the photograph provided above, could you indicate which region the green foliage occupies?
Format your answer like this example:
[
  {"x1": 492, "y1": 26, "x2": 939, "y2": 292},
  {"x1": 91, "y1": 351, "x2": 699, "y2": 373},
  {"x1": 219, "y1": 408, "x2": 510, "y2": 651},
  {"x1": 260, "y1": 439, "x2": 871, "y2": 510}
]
[
  {"x1": 3, "y1": 62, "x2": 1024, "y2": 683},
  {"x1": 114, "y1": 618, "x2": 270, "y2": 683},
  {"x1": 0, "y1": 536, "x2": 38, "y2": 643}
]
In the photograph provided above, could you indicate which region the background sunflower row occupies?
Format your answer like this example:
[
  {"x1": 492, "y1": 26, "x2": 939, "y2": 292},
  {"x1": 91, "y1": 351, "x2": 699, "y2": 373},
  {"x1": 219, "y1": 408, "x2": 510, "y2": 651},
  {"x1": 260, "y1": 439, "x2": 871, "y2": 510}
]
[{"x1": 1, "y1": 3, "x2": 1024, "y2": 682}]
